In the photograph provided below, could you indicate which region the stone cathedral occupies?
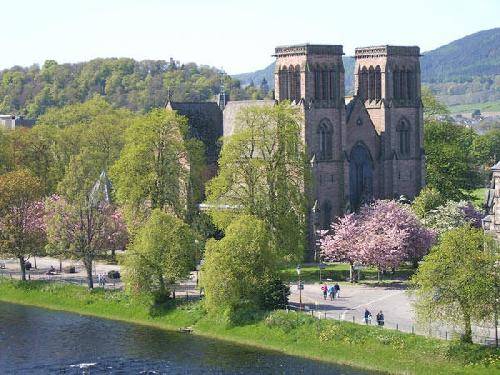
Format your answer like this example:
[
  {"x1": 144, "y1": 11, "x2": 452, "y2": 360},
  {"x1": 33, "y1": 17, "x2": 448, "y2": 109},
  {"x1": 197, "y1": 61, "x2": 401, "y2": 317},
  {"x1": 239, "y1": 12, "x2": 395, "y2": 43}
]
[{"x1": 167, "y1": 43, "x2": 425, "y2": 236}]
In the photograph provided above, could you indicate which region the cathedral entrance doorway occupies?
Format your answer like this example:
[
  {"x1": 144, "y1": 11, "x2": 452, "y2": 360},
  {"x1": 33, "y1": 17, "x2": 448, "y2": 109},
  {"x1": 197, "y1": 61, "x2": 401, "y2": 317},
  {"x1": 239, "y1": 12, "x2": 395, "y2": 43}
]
[{"x1": 349, "y1": 143, "x2": 373, "y2": 210}]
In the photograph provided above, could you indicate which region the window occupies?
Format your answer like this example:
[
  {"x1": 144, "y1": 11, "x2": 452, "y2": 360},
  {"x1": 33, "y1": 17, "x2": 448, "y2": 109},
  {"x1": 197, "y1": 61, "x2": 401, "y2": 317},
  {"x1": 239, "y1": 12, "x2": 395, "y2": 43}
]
[
  {"x1": 368, "y1": 66, "x2": 375, "y2": 100},
  {"x1": 321, "y1": 68, "x2": 329, "y2": 100},
  {"x1": 393, "y1": 66, "x2": 400, "y2": 99},
  {"x1": 318, "y1": 119, "x2": 333, "y2": 160},
  {"x1": 294, "y1": 65, "x2": 301, "y2": 102},
  {"x1": 314, "y1": 67, "x2": 321, "y2": 100},
  {"x1": 360, "y1": 67, "x2": 368, "y2": 99},
  {"x1": 375, "y1": 66, "x2": 381, "y2": 100},
  {"x1": 397, "y1": 119, "x2": 410, "y2": 155}
]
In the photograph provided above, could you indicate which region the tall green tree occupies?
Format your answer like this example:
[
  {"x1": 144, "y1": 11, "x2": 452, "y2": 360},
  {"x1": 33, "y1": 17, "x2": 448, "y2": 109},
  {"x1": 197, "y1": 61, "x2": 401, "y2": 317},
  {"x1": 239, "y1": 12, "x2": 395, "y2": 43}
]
[
  {"x1": 411, "y1": 226, "x2": 498, "y2": 343},
  {"x1": 424, "y1": 120, "x2": 481, "y2": 200},
  {"x1": 206, "y1": 102, "x2": 310, "y2": 262},
  {"x1": 121, "y1": 209, "x2": 196, "y2": 302},
  {"x1": 111, "y1": 109, "x2": 203, "y2": 225},
  {"x1": 202, "y1": 215, "x2": 278, "y2": 321},
  {"x1": 421, "y1": 86, "x2": 450, "y2": 119}
]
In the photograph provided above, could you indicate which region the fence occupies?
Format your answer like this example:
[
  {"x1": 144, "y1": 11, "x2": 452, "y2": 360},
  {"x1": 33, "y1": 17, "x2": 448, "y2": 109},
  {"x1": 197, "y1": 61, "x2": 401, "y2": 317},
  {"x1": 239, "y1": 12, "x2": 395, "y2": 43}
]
[{"x1": 285, "y1": 303, "x2": 498, "y2": 346}]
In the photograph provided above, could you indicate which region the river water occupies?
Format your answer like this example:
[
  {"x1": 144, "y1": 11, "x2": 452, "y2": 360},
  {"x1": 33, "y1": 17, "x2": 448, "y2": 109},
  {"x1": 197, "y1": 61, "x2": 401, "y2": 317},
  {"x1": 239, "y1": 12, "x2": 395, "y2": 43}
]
[{"x1": 0, "y1": 302, "x2": 376, "y2": 374}]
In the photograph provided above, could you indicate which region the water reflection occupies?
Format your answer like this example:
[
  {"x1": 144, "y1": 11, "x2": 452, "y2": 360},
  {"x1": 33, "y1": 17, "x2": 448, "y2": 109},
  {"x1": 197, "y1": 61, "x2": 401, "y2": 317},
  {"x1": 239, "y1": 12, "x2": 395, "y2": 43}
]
[{"x1": 0, "y1": 302, "x2": 376, "y2": 374}]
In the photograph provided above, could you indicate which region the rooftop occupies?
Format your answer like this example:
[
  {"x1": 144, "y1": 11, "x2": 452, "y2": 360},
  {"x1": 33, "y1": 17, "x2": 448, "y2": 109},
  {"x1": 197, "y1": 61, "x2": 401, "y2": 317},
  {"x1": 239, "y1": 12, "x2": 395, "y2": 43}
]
[
  {"x1": 354, "y1": 45, "x2": 420, "y2": 59},
  {"x1": 274, "y1": 44, "x2": 344, "y2": 57}
]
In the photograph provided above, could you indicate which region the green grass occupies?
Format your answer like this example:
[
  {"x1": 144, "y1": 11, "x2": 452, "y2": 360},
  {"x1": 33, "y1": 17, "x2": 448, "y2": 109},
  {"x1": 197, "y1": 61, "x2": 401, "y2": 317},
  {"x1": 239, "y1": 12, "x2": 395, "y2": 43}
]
[
  {"x1": 280, "y1": 263, "x2": 415, "y2": 284},
  {"x1": 0, "y1": 279, "x2": 498, "y2": 374},
  {"x1": 448, "y1": 101, "x2": 500, "y2": 114}
]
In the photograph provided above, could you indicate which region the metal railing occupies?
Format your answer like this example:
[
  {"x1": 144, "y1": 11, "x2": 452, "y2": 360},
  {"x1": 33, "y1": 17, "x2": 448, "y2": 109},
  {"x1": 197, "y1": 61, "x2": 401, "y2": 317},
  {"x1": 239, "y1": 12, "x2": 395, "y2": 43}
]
[{"x1": 285, "y1": 303, "x2": 498, "y2": 346}]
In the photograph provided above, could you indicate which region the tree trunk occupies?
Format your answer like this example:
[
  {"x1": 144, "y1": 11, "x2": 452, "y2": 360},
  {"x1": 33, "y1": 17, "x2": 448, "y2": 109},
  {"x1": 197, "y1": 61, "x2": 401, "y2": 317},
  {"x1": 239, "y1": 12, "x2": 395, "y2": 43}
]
[
  {"x1": 462, "y1": 311, "x2": 473, "y2": 343},
  {"x1": 349, "y1": 263, "x2": 354, "y2": 283},
  {"x1": 84, "y1": 259, "x2": 94, "y2": 289},
  {"x1": 19, "y1": 257, "x2": 26, "y2": 281}
]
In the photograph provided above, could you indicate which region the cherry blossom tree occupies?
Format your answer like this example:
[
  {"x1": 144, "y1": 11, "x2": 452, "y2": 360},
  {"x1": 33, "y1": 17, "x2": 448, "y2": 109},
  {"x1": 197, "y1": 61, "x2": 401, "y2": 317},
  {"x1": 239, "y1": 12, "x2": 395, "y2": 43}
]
[
  {"x1": 321, "y1": 200, "x2": 436, "y2": 280},
  {"x1": 45, "y1": 195, "x2": 127, "y2": 289},
  {"x1": 0, "y1": 170, "x2": 46, "y2": 280}
]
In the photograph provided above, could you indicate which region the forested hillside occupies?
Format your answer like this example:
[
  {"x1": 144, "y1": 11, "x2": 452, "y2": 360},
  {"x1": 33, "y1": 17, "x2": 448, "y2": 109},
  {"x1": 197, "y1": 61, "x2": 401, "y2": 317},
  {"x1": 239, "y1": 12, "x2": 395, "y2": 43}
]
[{"x1": 0, "y1": 59, "x2": 264, "y2": 118}]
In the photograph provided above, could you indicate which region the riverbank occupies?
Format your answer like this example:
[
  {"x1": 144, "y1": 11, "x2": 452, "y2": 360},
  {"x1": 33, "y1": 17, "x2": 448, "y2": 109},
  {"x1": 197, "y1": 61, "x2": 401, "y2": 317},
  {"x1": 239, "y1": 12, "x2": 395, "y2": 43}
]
[{"x1": 0, "y1": 280, "x2": 497, "y2": 374}]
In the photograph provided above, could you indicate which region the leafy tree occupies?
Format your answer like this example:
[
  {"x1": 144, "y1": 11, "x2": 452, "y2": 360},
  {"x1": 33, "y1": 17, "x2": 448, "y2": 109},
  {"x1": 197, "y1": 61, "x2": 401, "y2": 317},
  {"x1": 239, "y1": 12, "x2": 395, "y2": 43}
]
[
  {"x1": 45, "y1": 146, "x2": 127, "y2": 289},
  {"x1": 0, "y1": 59, "x2": 254, "y2": 118},
  {"x1": 421, "y1": 200, "x2": 483, "y2": 236},
  {"x1": 202, "y1": 215, "x2": 278, "y2": 321},
  {"x1": 45, "y1": 195, "x2": 125, "y2": 289},
  {"x1": 412, "y1": 187, "x2": 446, "y2": 219},
  {"x1": 0, "y1": 128, "x2": 12, "y2": 173},
  {"x1": 111, "y1": 108, "x2": 203, "y2": 224},
  {"x1": 421, "y1": 86, "x2": 450, "y2": 118},
  {"x1": 121, "y1": 209, "x2": 195, "y2": 302},
  {"x1": 206, "y1": 102, "x2": 310, "y2": 262},
  {"x1": 321, "y1": 200, "x2": 436, "y2": 278},
  {"x1": 0, "y1": 170, "x2": 45, "y2": 280},
  {"x1": 424, "y1": 120, "x2": 481, "y2": 200},
  {"x1": 411, "y1": 226, "x2": 498, "y2": 343}
]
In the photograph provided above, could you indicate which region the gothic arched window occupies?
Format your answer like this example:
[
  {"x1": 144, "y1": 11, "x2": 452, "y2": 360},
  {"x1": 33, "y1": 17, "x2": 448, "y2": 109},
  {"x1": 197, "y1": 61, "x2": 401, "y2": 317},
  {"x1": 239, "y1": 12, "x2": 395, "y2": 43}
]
[
  {"x1": 368, "y1": 66, "x2": 375, "y2": 100},
  {"x1": 321, "y1": 67, "x2": 329, "y2": 100},
  {"x1": 294, "y1": 65, "x2": 301, "y2": 102},
  {"x1": 393, "y1": 65, "x2": 400, "y2": 99},
  {"x1": 360, "y1": 67, "x2": 368, "y2": 100},
  {"x1": 288, "y1": 65, "x2": 295, "y2": 101},
  {"x1": 397, "y1": 119, "x2": 410, "y2": 155},
  {"x1": 314, "y1": 66, "x2": 321, "y2": 100},
  {"x1": 318, "y1": 119, "x2": 333, "y2": 160},
  {"x1": 279, "y1": 66, "x2": 288, "y2": 100},
  {"x1": 406, "y1": 70, "x2": 414, "y2": 100},
  {"x1": 400, "y1": 68, "x2": 407, "y2": 100},
  {"x1": 375, "y1": 66, "x2": 381, "y2": 100},
  {"x1": 328, "y1": 68, "x2": 334, "y2": 101}
]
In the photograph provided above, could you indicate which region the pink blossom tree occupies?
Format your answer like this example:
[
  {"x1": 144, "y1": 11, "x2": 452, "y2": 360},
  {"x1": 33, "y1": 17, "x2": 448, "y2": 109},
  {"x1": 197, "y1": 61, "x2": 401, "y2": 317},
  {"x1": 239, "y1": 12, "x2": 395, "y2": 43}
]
[
  {"x1": 45, "y1": 195, "x2": 127, "y2": 289},
  {"x1": 321, "y1": 200, "x2": 436, "y2": 280},
  {"x1": 0, "y1": 170, "x2": 46, "y2": 281}
]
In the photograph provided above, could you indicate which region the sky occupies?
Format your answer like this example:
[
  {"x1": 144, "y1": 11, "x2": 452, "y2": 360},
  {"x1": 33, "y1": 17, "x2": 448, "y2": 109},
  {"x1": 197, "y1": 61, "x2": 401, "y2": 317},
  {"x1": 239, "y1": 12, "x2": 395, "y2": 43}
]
[{"x1": 1, "y1": 0, "x2": 499, "y2": 74}]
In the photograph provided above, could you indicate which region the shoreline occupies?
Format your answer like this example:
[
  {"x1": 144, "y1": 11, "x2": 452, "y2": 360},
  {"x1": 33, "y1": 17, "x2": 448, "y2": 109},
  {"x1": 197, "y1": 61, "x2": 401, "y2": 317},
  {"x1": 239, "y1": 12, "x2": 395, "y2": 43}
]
[{"x1": 0, "y1": 280, "x2": 496, "y2": 375}]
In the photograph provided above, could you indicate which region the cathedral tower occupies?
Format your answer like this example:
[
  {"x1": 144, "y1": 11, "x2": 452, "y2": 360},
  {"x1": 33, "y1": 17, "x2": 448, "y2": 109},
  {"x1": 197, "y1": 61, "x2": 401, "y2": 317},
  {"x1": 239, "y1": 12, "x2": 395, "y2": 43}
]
[
  {"x1": 274, "y1": 44, "x2": 346, "y2": 231},
  {"x1": 353, "y1": 46, "x2": 424, "y2": 201}
]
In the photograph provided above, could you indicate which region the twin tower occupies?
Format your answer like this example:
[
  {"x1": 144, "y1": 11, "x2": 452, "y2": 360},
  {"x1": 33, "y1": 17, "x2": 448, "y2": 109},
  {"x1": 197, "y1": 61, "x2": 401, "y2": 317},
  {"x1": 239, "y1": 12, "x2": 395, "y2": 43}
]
[{"x1": 273, "y1": 44, "x2": 425, "y2": 230}]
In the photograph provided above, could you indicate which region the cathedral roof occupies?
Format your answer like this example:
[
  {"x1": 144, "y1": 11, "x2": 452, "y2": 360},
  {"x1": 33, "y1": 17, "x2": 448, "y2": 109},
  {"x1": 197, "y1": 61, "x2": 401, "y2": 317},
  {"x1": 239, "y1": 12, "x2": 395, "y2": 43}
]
[{"x1": 492, "y1": 161, "x2": 500, "y2": 171}]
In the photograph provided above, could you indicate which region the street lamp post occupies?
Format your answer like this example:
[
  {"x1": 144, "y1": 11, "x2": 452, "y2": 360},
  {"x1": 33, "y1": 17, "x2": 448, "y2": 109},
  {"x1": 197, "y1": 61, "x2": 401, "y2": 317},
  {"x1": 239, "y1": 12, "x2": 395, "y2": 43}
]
[{"x1": 296, "y1": 265, "x2": 302, "y2": 310}]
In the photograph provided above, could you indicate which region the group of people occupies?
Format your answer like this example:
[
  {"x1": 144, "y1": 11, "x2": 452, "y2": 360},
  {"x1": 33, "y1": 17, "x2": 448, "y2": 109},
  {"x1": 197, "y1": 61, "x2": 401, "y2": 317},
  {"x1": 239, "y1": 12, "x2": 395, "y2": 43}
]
[
  {"x1": 364, "y1": 309, "x2": 384, "y2": 326},
  {"x1": 97, "y1": 273, "x2": 107, "y2": 287},
  {"x1": 320, "y1": 283, "x2": 340, "y2": 300}
]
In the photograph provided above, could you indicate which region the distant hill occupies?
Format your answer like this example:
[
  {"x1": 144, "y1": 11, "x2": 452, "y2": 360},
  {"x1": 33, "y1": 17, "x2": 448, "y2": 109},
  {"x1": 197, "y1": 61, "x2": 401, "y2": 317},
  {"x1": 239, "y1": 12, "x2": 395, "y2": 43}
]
[
  {"x1": 0, "y1": 59, "x2": 257, "y2": 118},
  {"x1": 234, "y1": 28, "x2": 500, "y2": 109}
]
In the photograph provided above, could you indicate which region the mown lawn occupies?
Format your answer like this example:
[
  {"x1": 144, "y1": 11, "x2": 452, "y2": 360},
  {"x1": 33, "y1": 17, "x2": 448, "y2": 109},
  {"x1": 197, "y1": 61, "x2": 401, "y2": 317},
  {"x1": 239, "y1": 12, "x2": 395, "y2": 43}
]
[
  {"x1": 0, "y1": 279, "x2": 497, "y2": 375},
  {"x1": 280, "y1": 263, "x2": 416, "y2": 284}
]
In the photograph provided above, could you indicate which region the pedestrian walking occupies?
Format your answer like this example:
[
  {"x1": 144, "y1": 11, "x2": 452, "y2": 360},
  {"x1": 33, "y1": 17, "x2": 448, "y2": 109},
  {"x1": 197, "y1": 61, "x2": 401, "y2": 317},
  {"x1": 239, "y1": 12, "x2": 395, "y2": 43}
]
[
  {"x1": 364, "y1": 308, "x2": 372, "y2": 324},
  {"x1": 328, "y1": 285, "x2": 335, "y2": 300},
  {"x1": 334, "y1": 283, "x2": 340, "y2": 298},
  {"x1": 321, "y1": 283, "x2": 328, "y2": 300},
  {"x1": 376, "y1": 311, "x2": 384, "y2": 326},
  {"x1": 97, "y1": 274, "x2": 101, "y2": 286}
]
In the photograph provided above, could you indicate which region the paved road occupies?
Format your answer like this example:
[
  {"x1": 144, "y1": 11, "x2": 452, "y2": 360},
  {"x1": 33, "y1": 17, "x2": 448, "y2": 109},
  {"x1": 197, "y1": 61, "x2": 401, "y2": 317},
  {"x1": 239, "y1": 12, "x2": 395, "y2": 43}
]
[
  {"x1": 289, "y1": 282, "x2": 414, "y2": 330},
  {"x1": 289, "y1": 282, "x2": 497, "y2": 343}
]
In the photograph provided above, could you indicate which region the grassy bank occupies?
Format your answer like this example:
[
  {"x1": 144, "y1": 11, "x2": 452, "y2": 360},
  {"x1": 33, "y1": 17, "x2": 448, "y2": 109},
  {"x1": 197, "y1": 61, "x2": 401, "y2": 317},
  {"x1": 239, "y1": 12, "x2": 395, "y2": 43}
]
[
  {"x1": 0, "y1": 280, "x2": 498, "y2": 374},
  {"x1": 280, "y1": 263, "x2": 415, "y2": 284}
]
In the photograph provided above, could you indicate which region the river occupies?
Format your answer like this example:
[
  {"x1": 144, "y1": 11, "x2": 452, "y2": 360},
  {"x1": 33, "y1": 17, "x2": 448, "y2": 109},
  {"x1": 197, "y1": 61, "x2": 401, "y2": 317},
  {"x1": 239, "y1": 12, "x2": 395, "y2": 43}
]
[{"x1": 0, "y1": 302, "x2": 377, "y2": 374}]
